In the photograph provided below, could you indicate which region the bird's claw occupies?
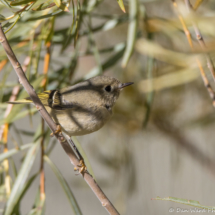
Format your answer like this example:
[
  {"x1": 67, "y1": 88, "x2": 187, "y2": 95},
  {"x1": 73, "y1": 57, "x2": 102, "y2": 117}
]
[
  {"x1": 74, "y1": 159, "x2": 87, "y2": 174},
  {"x1": 50, "y1": 125, "x2": 62, "y2": 137}
]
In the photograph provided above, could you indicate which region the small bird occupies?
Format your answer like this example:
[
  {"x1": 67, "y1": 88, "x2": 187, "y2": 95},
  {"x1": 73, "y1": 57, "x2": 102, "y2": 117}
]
[
  {"x1": 10, "y1": 75, "x2": 133, "y2": 172},
  {"x1": 10, "y1": 75, "x2": 133, "y2": 136}
]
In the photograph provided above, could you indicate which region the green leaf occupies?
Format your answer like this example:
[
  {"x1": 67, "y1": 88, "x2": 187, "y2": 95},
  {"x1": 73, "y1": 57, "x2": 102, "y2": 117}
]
[
  {"x1": 4, "y1": 142, "x2": 39, "y2": 215},
  {"x1": 26, "y1": 9, "x2": 63, "y2": 21},
  {"x1": 135, "y1": 39, "x2": 201, "y2": 67},
  {"x1": 0, "y1": 107, "x2": 37, "y2": 126},
  {"x1": 44, "y1": 156, "x2": 82, "y2": 215},
  {"x1": 28, "y1": 186, "x2": 46, "y2": 215},
  {"x1": 11, "y1": 173, "x2": 39, "y2": 215},
  {"x1": 0, "y1": 143, "x2": 33, "y2": 163},
  {"x1": 9, "y1": 157, "x2": 18, "y2": 178},
  {"x1": 53, "y1": 0, "x2": 69, "y2": 11},
  {"x1": 31, "y1": 0, "x2": 55, "y2": 11},
  {"x1": 61, "y1": 0, "x2": 75, "y2": 52},
  {"x1": 84, "y1": 0, "x2": 103, "y2": 13},
  {"x1": 116, "y1": 0, "x2": 125, "y2": 13},
  {"x1": 3, "y1": 75, "x2": 44, "y2": 125},
  {"x1": 45, "y1": 17, "x2": 55, "y2": 44},
  {"x1": 0, "y1": 14, "x2": 5, "y2": 22},
  {"x1": 10, "y1": 0, "x2": 36, "y2": 6},
  {"x1": 53, "y1": 0, "x2": 61, "y2": 7},
  {"x1": 0, "y1": 184, "x2": 7, "y2": 202},
  {"x1": 27, "y1": 194, "x2": 45, "y2": 215},
  {"x1": 153, "y1": 196, "x2": 215, "y2": 210},
  {"x1": 121, "y1": 0, "x2": 138, "y2": 67},
  {"x1": 0, "y1": 0, "x2": 12, "y2": 8}
]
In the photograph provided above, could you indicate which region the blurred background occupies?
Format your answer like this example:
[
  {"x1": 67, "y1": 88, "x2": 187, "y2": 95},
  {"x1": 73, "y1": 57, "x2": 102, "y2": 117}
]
[{"x1": 1, "y1": 0, "x2": 215, "y2": 214}]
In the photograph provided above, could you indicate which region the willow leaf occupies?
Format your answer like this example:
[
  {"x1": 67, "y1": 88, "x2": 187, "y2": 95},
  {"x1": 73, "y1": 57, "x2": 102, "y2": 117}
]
[
  {"x1": 0, "y1": 108, "x2": 37, "y2": 126},
  {"x1": 27, "y1": 195, "x2": 45, "y2": 215},
  {"x1": 11, "y1": 173, "x2": 38, "y2": 215},
  {"x1": 10, "y1": 0, "x2": 36, "y2": 6},
  {"x1": 0, "y1": 0, "x2": 12, "y2": 8},
  {"x1": 44, "y1": 156, "x2": 82, "y2": 215},
  {"x1": 0, "y1": 143, "x2": 33, "y2": 163},
  {"x1": 4, "y1": 142, "x2": 39, "y2": 215},
  {"x1": 121, "y1": 0, "x2": 138, "y2": 67},
  {"x1": 116, "y1": 0, "x2": 125, "y2": 13},
  {"x1": 3, "y1": 75, "x2": 44, "y2": 124},
  {"x1": 154, "y1": 196, "x2": 215, "y2": 210}
]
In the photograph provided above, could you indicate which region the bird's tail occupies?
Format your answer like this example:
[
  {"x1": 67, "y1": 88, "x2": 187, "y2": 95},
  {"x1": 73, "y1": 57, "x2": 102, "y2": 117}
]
[{"x1": 8, "y1": 90, "x2": 52, "y2": 105}]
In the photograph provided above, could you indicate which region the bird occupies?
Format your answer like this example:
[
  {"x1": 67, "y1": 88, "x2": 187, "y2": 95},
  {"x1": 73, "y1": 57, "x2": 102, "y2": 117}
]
[{"x1": 9, "y1": 75, "x2": 133, "y2": 172}]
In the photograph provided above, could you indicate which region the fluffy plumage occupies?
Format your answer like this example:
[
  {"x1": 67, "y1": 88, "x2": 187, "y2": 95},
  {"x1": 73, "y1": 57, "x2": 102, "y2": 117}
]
[{"x1": 9, "y1": 76, "x2": 133, "y2": 136}]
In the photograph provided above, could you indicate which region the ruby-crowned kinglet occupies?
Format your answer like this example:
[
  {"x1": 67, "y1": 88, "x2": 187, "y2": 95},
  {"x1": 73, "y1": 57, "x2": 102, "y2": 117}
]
[{"x1": 9, "y1": 76, "x2": 133, "y2": 136}]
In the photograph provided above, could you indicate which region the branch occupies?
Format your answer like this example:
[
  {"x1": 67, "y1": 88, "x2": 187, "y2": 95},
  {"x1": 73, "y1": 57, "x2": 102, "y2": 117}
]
[
  {"x1": 172, "y1": 0, "x2": 215, "y2": 107},
  {"x1": 0, "y1": 24, "x2": 120, "y2": 215},
  {"x1": 184, "y1": 0, "x2": 215, "y2": 83}
]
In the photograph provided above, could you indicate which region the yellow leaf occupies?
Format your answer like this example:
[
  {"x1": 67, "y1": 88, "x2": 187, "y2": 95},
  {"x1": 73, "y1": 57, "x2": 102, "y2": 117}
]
[
  {"x1": 116, "y1": 0, "x2": 126, "y2": 13},
  {"x1": 53, "y1": 0, "x2": 70, "y2": 12}
]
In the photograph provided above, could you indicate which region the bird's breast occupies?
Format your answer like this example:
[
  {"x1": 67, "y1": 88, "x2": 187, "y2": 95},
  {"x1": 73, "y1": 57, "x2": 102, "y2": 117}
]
[{"x1": 45, "y1": 105, "x2": 112, "y2": 136}]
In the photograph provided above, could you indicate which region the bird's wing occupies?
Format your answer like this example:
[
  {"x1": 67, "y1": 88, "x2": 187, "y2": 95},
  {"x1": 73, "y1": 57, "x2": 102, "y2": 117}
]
[
  {"x1": 45, "y1": 90, "x2": 74, "y2": 110},
  {"x1": 8, "y1": 90, "x2": 74, "y2": 110}
]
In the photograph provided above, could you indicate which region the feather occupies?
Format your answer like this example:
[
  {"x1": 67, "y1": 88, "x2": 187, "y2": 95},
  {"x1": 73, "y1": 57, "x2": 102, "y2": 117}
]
[{"x1": 7, "y1": 90, "x2": 52, "y2": 106}]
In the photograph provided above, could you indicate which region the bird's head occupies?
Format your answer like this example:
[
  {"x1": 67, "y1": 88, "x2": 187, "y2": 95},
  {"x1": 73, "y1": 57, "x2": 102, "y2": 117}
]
[{"x1": 87, "y1": 76, "x2": 133, "y2": 111}]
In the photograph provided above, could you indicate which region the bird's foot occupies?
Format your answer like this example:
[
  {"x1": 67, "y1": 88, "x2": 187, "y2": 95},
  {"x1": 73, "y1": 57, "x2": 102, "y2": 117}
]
[
  {"x1": 74, "y1": 159, "x2": 87, "y2": 174},
  {"x1": 50, "y1": 124, "x2": 62, "y2": 137}
]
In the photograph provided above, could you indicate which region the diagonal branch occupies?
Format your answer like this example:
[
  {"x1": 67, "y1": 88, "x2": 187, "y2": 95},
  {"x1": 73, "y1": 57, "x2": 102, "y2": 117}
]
[{"x1": 0, "y1": 24, "x2": 120, "y2": 215}]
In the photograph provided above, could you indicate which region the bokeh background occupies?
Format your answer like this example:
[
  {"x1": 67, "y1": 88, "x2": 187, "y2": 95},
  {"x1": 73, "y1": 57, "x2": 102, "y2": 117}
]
[{"x1": 1, "y1": 0, "x2": 215, "y2": 214}]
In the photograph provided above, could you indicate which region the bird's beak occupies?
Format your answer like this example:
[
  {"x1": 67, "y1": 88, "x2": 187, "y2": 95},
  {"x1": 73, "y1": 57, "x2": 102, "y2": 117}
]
[{"x1": 118, "y1": 82, "x2": 134, "y2": 89}]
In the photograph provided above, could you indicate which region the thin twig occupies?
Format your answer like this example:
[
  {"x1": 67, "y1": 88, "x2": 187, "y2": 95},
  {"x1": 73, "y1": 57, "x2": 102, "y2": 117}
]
[
  {"x1": 40, "y1": 119, "x2": 45, "y2": 200},
  {"x1": 39, "y1": 39, "x2": 51, "y2": 200},
  {"x1": 3, "y1": 124, "x2": 10, "y2": 197},
  {"x1": 193, "y1": 0, "x2": 205, "y2": 11},
  {"x1": 41, "y1": 41, "x2": 51, "y2": 88},
  {"x1": 184, "y1": 0, "x2": 215, "y2": 83},
  {"x1": 0, "y1": 56, "x2": 30, "y2": 196},
  {"x1": 0, "y1": 59, "x2": 8, "y2": 71},
  {"x1": 172, "y1": 0, "x2": 215, "y2": 107},
  {"x1": 0, "y1": 56, "x2": 30, "y2": 142},
  {"x1": 0, "y1": 24, "x2": 120, "y2": 215}
]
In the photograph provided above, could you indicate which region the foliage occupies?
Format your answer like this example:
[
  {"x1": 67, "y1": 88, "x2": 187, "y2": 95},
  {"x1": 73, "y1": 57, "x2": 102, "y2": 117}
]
[{"x1": 1, "y1": 0, "x2": 215, "y2": 214}]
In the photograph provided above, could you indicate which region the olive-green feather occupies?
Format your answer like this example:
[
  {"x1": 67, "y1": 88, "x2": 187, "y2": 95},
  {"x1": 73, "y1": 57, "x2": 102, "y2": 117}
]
[{"x1": 7, "y1": 90, "x2": 52, "y2": 105}]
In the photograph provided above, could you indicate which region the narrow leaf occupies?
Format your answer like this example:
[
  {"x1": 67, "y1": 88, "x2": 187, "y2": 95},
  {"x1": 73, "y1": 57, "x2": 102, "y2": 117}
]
[
  {"x1": 4, "y1": 75, "x2": 44, "y2": 124},
  {"x1": 121, "y1": 0, "x2": 138, "y2": 67},
  {"x1": 27, "y1": 196, "x2": 45, "y2": 215},
  {"x1": 116, "y1": 0, "x2": 126, "y2": 13},
  {"x1": 28, "y1": 188, "x2": 45, "y2": 215},
  {"x1": 0, "y1": 108, "x2": 37, "y2": 126},
  {"x1": 0, "y1": 0, "x2": 12, "y2": 8},
  {"x1": 11, "y1": 173, "x2": 38, "y2": 215},
  {"x1": 10, "y1": 0, "x2": 36, "y2": 6},
  {"x1": 153, "y1": 196, "x2": 215, "y2": 210},
  {"x1": 44, "y1": 156, "x2": 82, "y2": 215},
  {"x1": 4, "y1": 142, "x2": 39, "y2": 215},
  {"x1": 0, "y1": 143, "x2": 33, "y2": 163}
]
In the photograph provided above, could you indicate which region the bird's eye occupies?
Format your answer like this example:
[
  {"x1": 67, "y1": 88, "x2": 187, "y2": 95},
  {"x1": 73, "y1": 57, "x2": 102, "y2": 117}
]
[{"x1": 105, "y1": 85, "x2": 111, "y2": 92}]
